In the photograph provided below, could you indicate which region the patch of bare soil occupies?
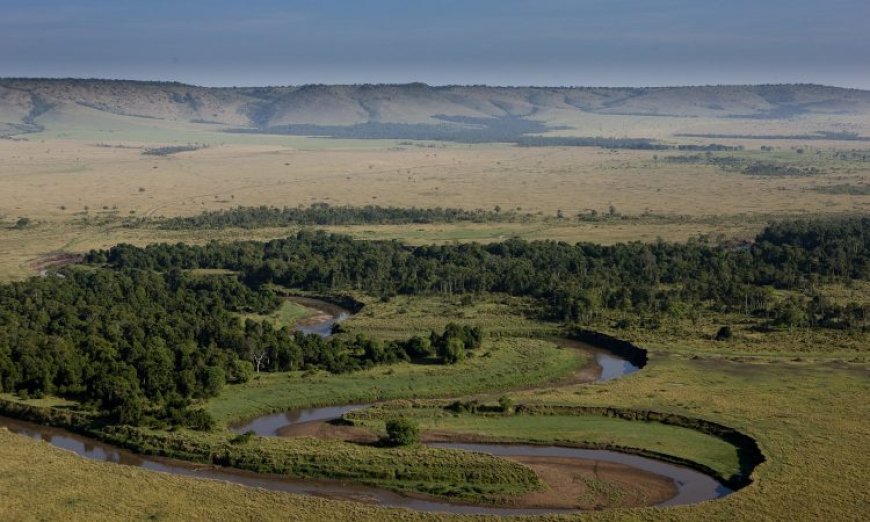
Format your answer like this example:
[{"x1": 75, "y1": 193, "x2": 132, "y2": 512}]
[
  {"x1": 276, "y1": 421, "x2": 379, "y2": 443},
  {"x1": 295, "y1": 311, "x2": 333, "y2": 326},
  {"x1": 504, "y1": 456, "x2": 677, "y2": 509},
  {"x1": 279, "y1": 424, "x2": 676, "y2": 510},
  {"x1": 28, "y1": 252, "x2": 83, "y2": 275},
  {"x1": 285, "y1": 296, "x2": 347, "y2": 326}
]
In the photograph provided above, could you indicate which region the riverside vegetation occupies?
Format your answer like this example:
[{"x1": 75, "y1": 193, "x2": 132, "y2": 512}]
[{"x1": 0, "y1": 215, "x2": 867, "y2": 518}]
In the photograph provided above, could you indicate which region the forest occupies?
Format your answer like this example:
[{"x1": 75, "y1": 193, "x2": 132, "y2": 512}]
[
  {"x1": 0, "y1": 267, "x2": 481, "y2": 428},
  {"x1": 0, "y1": 216, "x2": 865, "y2": 429},
  {"x1": 93, "y1": 217, "x2": 868, "y2": 327},
  {"x1": 155, "y1": 203, "x2": 531, "y2": 230},
  {"x1": 665, "y1": 154, "x2": 823, "y2": 177}
]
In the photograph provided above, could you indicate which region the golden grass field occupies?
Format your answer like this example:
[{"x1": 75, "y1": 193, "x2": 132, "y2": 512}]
[
  {"x1": 2, "y1": 137, "x2": 867, "y2": 222},
  {"x1": 1, "y1": 127, "x2": 868, "y2": 281}
]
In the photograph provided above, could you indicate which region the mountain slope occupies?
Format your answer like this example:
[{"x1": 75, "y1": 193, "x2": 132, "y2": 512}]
[{"x1": 2, "y1": 79, "x2": 870, "y2": 139}]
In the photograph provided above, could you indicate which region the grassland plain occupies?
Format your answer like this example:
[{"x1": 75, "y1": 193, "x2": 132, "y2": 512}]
[
  {"x1": 2, "y1": 139, "x2": 868, "y2": 223},
  {"x1": 207, "y1": 337, "x2": 585, "y2": 425},
  {"x1": 239, "y1": 299, "x2": 315, "y2": 329},
  {"x1": 339, "y1": 292, "x2": 870, "y2": 358},
  {"x1": 344, "y1": 406, "x2": 742, "y2": 481}
]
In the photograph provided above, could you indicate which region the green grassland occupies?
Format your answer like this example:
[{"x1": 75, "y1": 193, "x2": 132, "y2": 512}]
[
  {"x1": 98, "y1": 425, "x2": 543, "y2": 502},
  {"x1": 2, "y1": 344, "x2": 866, "y2": 521},
  {"x1": 240, "y1": 299, "x2": 314, "y2": 329},
  {"x1": 207, "y1": 337, "x2": 586, "y2": 425},
  {"x1": 346, "y1": 406, "x2": 742, "y2": 481},
  {"x1": 582, "y1": 305, "x2": 869, "y2": 358},
  {"x1": 345, "y1": 294, "x2": 560, "y2": 339}
]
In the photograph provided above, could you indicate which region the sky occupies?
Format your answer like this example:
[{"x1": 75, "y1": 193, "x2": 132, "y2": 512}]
[{"x1": 1, "y1": 0, "x2": 868, "y2": 88}]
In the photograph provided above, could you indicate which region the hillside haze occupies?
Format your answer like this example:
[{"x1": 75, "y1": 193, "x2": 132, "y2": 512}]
[{"x1": 3, "y1": 79, "x2": 870, "y2": 141}]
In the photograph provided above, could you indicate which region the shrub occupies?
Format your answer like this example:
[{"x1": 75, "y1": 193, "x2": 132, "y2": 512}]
[
  {"x1": 169, "y1": 407, "x2": 216, "y2": 431},
  {"x1": 405, "y1": 336, "x2": 433, "y2": 358},
  {"x1": 382, "y1": 417, "x2": 420, "y2": 447},
  {"x1": 230, "y1": 431, "x2": 256, "y2": 445},
  {"x1": 498, "y1": 395, "x2": 515, "y2": 413},
  {"x1": 438, "y1": 337, "x2": 466, "y2": 364}
]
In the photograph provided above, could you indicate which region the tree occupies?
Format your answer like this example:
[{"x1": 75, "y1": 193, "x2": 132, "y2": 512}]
[
  {"x1": 772, "y1": 299, "x2": 807, "y2": 329},
  {"x1": 405, "y1": 336, "x2": 433, "y2": 358},
  {"x1": 438, "y1": 337, "x2": 466, "y2": 364},
  {"x1": 498, "y1": 395, "x2": 514, "y2": 413},
  {"x1": 382, "y1": 417, "x2": 420, "y2": 447},
  {"x1": 250, "y1": 350, "x2": 269, "y2": 373},
  {"x1": 715, "y1": 325, "x2": 733, "y2": 341},
  {"x1": 201, "y1": 366, "x2": 226, "y2": 397}
]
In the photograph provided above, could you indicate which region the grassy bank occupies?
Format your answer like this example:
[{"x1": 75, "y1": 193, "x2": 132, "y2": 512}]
[
  {"x1": 346, "y1": 405, "x2": 742, "y2": 482},
  {"x1": 240, "y1": 299, "x2": 314, "y2": 329},
  {"x1": 207, "y1": 337, "x2": 587, "y2": 424},
  {"x1": 98, "y1": 425, "x2": 543, "y2": 502}
]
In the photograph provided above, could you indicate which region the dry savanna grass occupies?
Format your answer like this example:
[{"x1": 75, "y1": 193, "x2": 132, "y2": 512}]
[
  {"x1": 1, "y1": 138, "x2": 867, "y2": 223},
  {"x1": 1, "y1": 132, "x2": 868, "y2": 281}
]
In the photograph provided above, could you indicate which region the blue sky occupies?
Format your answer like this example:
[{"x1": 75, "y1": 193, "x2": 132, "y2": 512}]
[{"x1": 1, "y1": 0, "x2": 868, "y2": 88}]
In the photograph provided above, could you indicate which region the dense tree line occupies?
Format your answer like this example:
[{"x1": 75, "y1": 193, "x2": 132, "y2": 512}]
[
  {"x1": 665, "y1": 154, "x2": 822, "y2": 177},
  {"x1": 673, "y1": 131, "x2": 870, "y2": 142},
  {"x1": 142, "y1": 144, "x2": 208, "y2": 156},
  {"x1": 156, "y1": 203, "x2": 531, "y2": 230},
  {"x1": 89, "y1": 217, "x2": 869, "y2": 330},
  {"x1": 513, "y1": 136, "x2": 668, "y2": 149},
  {"x1": 0, "y1": 266, "x2": 483, "y2": 427},
  {"x1": 1, "y1": 216, "x2": 865, "y2": 428},
  {"x1": 0, "y1": 270, "x2": 272, "y2": 426}
]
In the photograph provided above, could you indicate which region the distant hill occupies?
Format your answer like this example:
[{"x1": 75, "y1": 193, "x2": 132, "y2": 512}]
[{"x1": 2, "y1": 79, "x2": 870, "y2": 141}]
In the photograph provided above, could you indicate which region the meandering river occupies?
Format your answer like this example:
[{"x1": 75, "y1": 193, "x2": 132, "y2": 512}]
[{"x1": 0, "y1": 297, "x2": 733, "y2": 515}]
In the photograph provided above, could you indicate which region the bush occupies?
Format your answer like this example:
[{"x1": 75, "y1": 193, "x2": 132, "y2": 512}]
[
  {"x1": 230, "y1": 430, "x2": 256, "y2": 445},
  {"x1": 405, "y1": 336, "x2": 433, "y2": 358},
  {"x1": 169, "y1": 407, "x2": 216, "y2": 431},
  {"x1": 382, "y1": 417, "x2": 420, "y2": 447},
  {"x1": 498, "y1": 395, "x2": 515, "y2": 413},
  {"x1": 438, "y1": 337, "x2": 466, "y2": 364},
  {"x1": 715, "y1": 325, "x2": 733, "y2": 341}
]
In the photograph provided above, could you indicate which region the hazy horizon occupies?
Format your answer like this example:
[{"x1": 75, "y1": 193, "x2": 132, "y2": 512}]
[
  {"x1": 3, "y1": 77, "x2": 868, "y2": 91},
  {"x1": 1, "y1": 1, "x2": 868, "y2": 90}
]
